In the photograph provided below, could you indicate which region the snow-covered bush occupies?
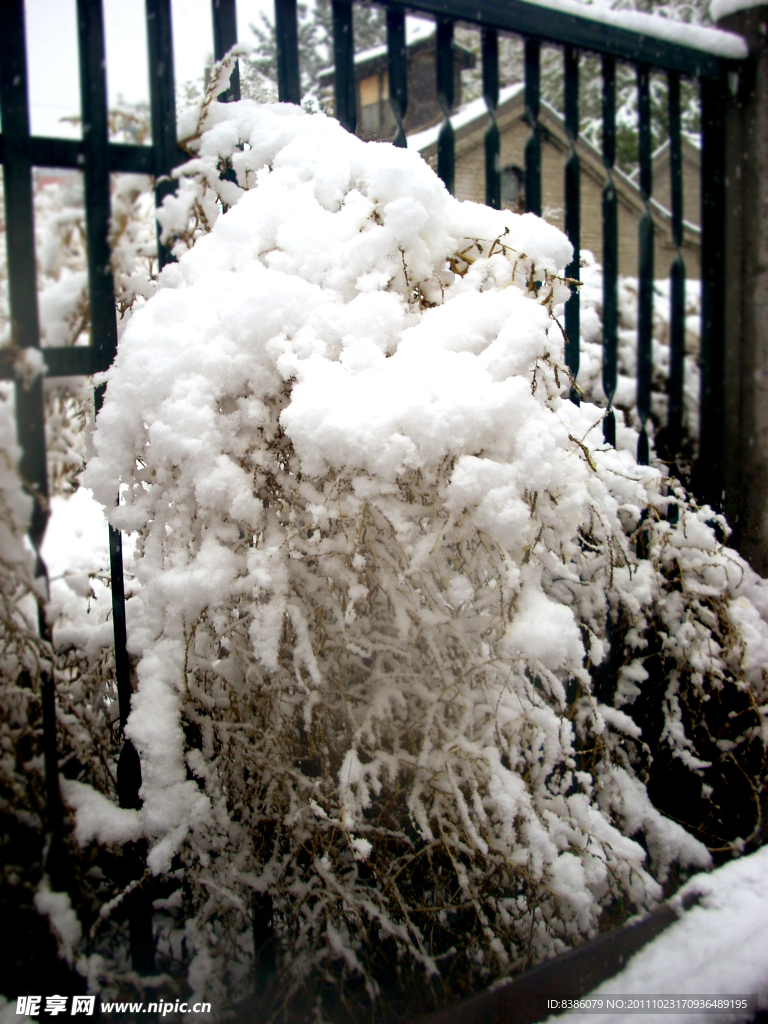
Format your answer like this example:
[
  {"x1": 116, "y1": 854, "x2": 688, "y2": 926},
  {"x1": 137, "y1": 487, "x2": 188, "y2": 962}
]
[{"x1": 75, "y1": 102, "x2": 768, "y2": 1020}]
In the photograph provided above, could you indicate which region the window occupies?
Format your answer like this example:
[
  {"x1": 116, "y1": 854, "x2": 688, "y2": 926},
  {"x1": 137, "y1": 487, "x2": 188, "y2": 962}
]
[
  {"x1": 358, "y1": 72, "x2": 392, "y2": 136},
  {"x1": 359, "y1": 74, "x2": 380, "y2": 108},
  {"x1": 501, "y1": 165, "x2": 525, "y2": 213}
]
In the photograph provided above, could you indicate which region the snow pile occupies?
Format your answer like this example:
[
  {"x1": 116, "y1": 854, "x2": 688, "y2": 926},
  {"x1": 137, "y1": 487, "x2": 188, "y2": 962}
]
[{"x1": 76, "y1": 101, "x2": 768, "y2": 1017}]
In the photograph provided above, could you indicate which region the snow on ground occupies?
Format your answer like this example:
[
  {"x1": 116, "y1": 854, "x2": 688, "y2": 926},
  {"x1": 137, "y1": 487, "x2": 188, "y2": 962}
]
[{"x1": 549, "y1": 845, "x2": 768, "y2": 1024}]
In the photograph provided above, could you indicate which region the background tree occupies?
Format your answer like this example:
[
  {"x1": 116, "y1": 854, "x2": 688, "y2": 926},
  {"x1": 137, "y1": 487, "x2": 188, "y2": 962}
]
[
  {"x1": 458, "y1": 0, "x2": 708, "y2": 173},
  {"x1": 246, "y1": 0, "x2": 386, "y2": 104}
]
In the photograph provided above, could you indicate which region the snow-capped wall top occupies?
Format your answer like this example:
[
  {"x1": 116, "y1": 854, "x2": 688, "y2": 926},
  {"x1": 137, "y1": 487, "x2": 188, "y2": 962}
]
[
  {"x1": 581, "y1": 845, "x2": 768, "y2": 1017},
  {"x1": 710, "y1": 0, "x2": 766, "y2": 23},
  {"x1": 519, "y1": 0, "x2": 748, "y2": 58}
]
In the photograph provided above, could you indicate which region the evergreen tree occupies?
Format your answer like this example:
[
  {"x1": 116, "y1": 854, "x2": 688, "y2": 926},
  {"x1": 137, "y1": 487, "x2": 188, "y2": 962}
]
[{"x1": 246, "y1": 0, "x2": 386, "y2": 103}]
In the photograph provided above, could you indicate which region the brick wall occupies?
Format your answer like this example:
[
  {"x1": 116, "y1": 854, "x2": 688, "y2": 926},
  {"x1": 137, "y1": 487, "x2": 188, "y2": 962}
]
[
  {"x1": 419, "y1": 112, "x2": 701, "y2": 279},
  {"x1": 651, "y1": 141, "x2": 701, "y2": 230}
]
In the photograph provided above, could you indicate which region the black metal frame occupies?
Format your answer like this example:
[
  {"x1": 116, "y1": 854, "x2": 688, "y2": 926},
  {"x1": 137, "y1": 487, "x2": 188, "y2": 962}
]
[
  {"x1": 0, "y1": 0, "x2": 741, "y2": 987},
  {"x1": 268, "y1": 0, "x2": 733, "y2": 499},
  {"x1": 0, "y1": 0, "x2": 241, "y2": 973}
]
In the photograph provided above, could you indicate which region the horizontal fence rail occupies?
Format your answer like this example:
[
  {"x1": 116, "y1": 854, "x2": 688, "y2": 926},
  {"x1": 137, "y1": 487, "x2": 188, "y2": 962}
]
[{"x1": 0, "y1": 0, "x2": 744, "y2": 998}]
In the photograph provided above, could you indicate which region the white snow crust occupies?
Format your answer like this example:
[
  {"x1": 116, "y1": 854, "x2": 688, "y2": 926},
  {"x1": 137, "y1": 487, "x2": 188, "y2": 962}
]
[
  {"x1": 710, "y1": 0, "x2": 766, "y2": 21},
  {"x1": 519, "y1": 0, "x2": 747, "y2": 57}
]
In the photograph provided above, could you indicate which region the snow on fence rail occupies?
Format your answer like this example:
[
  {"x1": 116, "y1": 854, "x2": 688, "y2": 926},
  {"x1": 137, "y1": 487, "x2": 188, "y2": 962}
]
[{"x1": 0, "y1": 0, "x2": 762, "y2": 1020}]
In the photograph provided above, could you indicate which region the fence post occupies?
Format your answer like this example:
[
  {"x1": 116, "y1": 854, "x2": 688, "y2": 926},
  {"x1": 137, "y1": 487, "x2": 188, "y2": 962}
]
[{"x1": 717, "y1": 4, "x2": 768, "y2": 572}]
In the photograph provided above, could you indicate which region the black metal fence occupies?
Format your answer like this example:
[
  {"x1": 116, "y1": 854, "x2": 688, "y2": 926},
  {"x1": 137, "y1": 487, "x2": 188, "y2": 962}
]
[{"x1": 0, "y1": 0, "x2": 744, "y2": 998}]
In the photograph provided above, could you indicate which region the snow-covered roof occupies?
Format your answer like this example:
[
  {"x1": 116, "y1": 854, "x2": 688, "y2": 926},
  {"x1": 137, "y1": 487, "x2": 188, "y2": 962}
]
[
  {"x1": 318, "y1": 17, "x2": 437, "y2": 81},
  {"x1": 407, "y1": 83, "x2": 525, "y2": 153},
  {"x1": 628, "y1": 132, "x2": 702, "y2": 183},
  {"x1": 353, "y1": 16, "x2": 434, "y2": 67}
]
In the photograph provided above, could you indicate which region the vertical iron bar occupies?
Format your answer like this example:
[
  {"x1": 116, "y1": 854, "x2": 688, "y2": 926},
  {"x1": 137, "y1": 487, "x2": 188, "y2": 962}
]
[
  {"x1": 668, "y1": 75, "x2": 684, "y2": 258},
  {"x1": 636, "y1": 65, "x2": 654, "y2": 467},
  {"x1": 0, "y1": 0, "x2": 60, "y2": 836},
  {"x1": 601, "y1": 56, "x2": 618, "y2": 447},
  {"x1": 387, "y1": 9, "x2": 407, "y2": 148},
  {"x1": 78, "y1": 0, "x2": 154, "y2": 972},
  {"x1": 524, "y1": 39, "x2": 541, "y2": 216},
  {"x1": 212, "y1": 0, "x2": 240, "y2": 203},
  {"x1": 76, "y1": 0, "x2": 118, "y2": 377},
  {"x1": 332, "y1": 0, "x2": 356, "y2": 134},
  {"x1": 76, "y1": 0, "x2": 133, "y2": 730},
  {"x1": 667, "y1": 72, "x2": 685, "y2": 464},
  {"x1": 212, "y1": 0, "x2": 241, "y2": 101},
  {"x1": 0, "y1": 0, "x2": 49, "y2": 558},
  {"x1": 275, "y1": 0, "x2": 300, "y2": 105},
  {"x1": 146, "y1": 0, "x2": 178, "y2": 269},
  {"x1": 436, "y1": 18, "x2": 455, "y2": 195},
  {"x1": 482, "y1": 28, "x2": 500, "y2": 210},
  {"x1": 695, "y1": 75, "x2": 726, "y2": 510},
  {"x1": 564, "y1": 46, "x2": 581, "y2": 405}
]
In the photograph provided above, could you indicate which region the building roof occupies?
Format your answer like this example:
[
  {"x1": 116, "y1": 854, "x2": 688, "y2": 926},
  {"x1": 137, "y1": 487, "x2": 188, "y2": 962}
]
[
  {"x1": 629, "y1": 132, "x2": 702, "y2": 183},
  {"x1": 407, "y1": 83, "x2": 525, "y2": 152},
  {"x1": 352, "y1": 17, "x2": 435, "y2": 68},
  {"x1": 407, "y1": 85, "x2": 701, "y2": 240}
]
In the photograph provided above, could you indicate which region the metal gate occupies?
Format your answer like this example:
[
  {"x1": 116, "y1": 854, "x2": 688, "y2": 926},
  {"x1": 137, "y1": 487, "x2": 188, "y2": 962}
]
[{"x1": 0, "y1": 0, "x2": 744, "y2": 989}]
